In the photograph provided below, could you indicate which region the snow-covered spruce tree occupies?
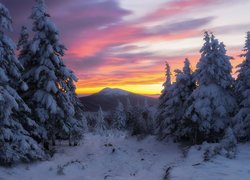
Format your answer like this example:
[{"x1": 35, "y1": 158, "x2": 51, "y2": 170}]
[
  {"x1": 128, "y1": 102, "x2": 153, "y2": 136},
  {"x1": 159, "y1": 58, "x2": 196, "y2": 141},
  {"x1": 112, "y1": 101, "x2": 127, "y2": 130},
  {"x1": 124, "y1": 99, "x2": 144, "y2": 135},
  {"x1": 185, "y1": 32, "x2": 237, "y2": 144},
  {"x1": 17, "y1": 26, "x2": 47, "y2": 142},
  {"x1": 0, "y1": 3, "x2": 45, "y2": 165},
  {"x1": 85, "y1": 112, "x2": 97, "y2": 131},
  {"x1": 234, "y1": 32, "x2": 250, "y2": 141},
  {"x1": 17, "y1": 26, "x2": 29, "y2": 51},
  {"x1": 95, "y1": 107, "x2": 108, "y2": 134},
  {"x1": 125, "y1": 97, "x2": 134, "y2": 129},
  {"x1": 155, "y1": 62, "x2": 172, "y2": 138},
  {"x1": 142, "y1": 99, "x2": 155, "y2": 134},
  {"x1": 19, "y1": 0, "x2": 84, "y2": 147}
]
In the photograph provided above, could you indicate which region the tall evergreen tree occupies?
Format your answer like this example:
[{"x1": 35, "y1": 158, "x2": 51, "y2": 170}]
[
  {"x1": 185, "y1": 32, "x2": 237, "y2": 144},
  {"x1": 234, "y1": 32, "x2": 250, "y2": 141},
  {"x1": 159, "y1": 62, "x2": 172, "y2": 107},
  {"x1": 124, "y1": 98, "x2": 147, "y2": 135},
  {"x1": 156, "y1": 62, "x2": 172, "y2": 137},
  {"x1": 95, "y1": 107, "x2": 107, "y2": 134},
  {"x1": 142, "y1": 99, "x2": 155, "y2": 134},
  {"x1": 112, "y1": 101, "x2": 126, "y2": 130},
  {"x1": 17, "y1": 25, "x2": 47, "y2": 142},
  {"x1": 19, "y1": 0, "x2": 84, "y2": 146},
  {"x1": 129, "y1": 105, "x2": 147, "y2": 135},
  {"x1": 159, "y1": 58, "x2": 195, "y2": 140},
  {"x1": 0, "y1": 3, "x2": 45, "y2": 165},
  {"x1": 125, "y1": 97, "x2": 135, "y2": 131}
]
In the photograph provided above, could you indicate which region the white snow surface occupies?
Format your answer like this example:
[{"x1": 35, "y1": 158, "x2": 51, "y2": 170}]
[
  {"x1": 172, "y1": 143, "x2": 250, "y2": 180},
  {"x1": 1, "y1": 132, "x2": 250, "y2": 180},
  {"x1": 0, "y1": 132, "x2": 181, "y2": 180}
]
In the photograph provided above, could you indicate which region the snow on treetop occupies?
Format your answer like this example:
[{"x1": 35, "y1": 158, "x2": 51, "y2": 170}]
[
  {"x1": 99, "y1": 87, "x2": 129, "y2": 96},
  {"x1": 0, "y1": 3, "x2": 12, "y2": 31}
]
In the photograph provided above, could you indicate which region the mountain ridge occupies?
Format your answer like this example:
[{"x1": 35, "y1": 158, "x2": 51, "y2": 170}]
[{"x1": 80, "y1": 88, "x2": 158, "y2": 112}]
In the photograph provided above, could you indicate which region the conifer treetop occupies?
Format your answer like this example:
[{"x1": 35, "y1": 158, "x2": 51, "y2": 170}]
[
  {"x1": 165, "y1": 61, "x2": 171, "y2": 87},
  {"x1": 17, "y1": 26, "x2": 29, "y2": 50},
  {"x1": 234, "y1": 32, "x2": 250, "y2": 140},
  {"x1": 196, "y1": 32, "x2": 233, "y2": 88},
  {"x1": 183, "y1": 58, "x2": 192, "y2": 75},
  {"x1": 0, "y1": 3, "x2": 12, "y2": 31},
  {"x1": 240, "y1": 31, "x2": 250, "y2": 59},
  {"x1": 31, "y1": 0, "x2": 48, "y2": 20}
]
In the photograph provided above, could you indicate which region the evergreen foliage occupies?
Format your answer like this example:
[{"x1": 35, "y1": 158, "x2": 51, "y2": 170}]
[
  {"x1": 159, "y1": 58, "x2": 195, "y2": 140},
  {"x1": 156, "y1": 62, "x2": 172, "y2": 137},
  {"x1": 19, "y1": 0, "x2": 84, "y2": 146},
  {"x1": 234, "y1": 32, "x2": 250, "y2": 141},
  {"x1": 0, "y1": 3, "x2": 45, "y2": 165},
  {"x1": 95, "y1": 107, "x2": 108, "y2": 134},
  {"x1": 185, "y1": 32, "x2": 237, "y2": 144},
  {"x1": 112, "y1": 101, "x2": 127, "y2": 130}
]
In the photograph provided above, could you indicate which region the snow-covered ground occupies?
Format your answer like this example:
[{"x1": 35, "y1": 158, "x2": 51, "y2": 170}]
[
  {"x1": 0, "y1": 132, "x2": 182, "y2": 180},
  {"x1": 0, "y1": 132, "x2": 250, "y2": 180},
  {"x1": 172, "y1": 143, "x2": 250, "y2": 180}
]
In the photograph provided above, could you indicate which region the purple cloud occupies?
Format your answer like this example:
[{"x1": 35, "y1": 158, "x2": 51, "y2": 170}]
[{"x1": 1, "y1": 0, "x2": 131, "y2": 43}]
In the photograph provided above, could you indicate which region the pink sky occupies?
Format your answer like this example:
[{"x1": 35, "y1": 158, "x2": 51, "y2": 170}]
[{"x1": 3, "y1": 0, "x2": 250, "y2": 95}]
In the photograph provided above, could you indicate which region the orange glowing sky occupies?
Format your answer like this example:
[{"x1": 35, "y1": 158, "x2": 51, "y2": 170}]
[{"x1": 3, "y1": 0, "x2": 250, "y2": 96}]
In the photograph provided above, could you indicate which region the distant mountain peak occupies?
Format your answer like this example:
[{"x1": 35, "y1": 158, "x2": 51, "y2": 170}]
[
  {"x1": 80, "y1": 87, "x2": 158, "y2": 112},
  {"x1": 99, "y1": 87, "x2": 130, "y2": 96}
]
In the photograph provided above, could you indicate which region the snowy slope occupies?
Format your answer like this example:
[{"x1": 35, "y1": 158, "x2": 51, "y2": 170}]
[
  {"x1": 0, "y1": 132, "x2": 182, "y2": 180},
  {"x1": 172, "y1": 143, "x2": 250, "y2": 180},
  {"x1": 1, "y1": 133, "x2": 250, "y2": 180}
]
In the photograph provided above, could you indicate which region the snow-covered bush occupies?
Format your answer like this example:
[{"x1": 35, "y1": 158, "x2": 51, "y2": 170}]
[
  {"x1": 193, "y1": 128, "x2": 237, "y2": 161},
  {"x1": 220, "y1": 127, "x2": 237, "y2": 159},
  {"x1": 203, "y1": 128, "x2": 237, "y2": 161}
]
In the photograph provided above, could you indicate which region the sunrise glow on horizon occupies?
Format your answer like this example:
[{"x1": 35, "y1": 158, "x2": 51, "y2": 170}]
[{"x1": 3, "y1": 0, "x2": 250, "y2": 96}]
